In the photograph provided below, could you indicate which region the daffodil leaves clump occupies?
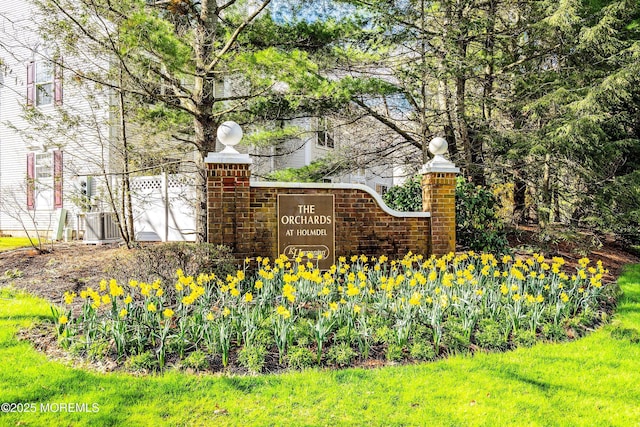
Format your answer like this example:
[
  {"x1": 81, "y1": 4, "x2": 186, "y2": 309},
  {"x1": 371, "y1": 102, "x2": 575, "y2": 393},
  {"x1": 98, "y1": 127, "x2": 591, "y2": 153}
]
[{"x1": 53, "y1": 252, "x2": 613, "y2": 373}]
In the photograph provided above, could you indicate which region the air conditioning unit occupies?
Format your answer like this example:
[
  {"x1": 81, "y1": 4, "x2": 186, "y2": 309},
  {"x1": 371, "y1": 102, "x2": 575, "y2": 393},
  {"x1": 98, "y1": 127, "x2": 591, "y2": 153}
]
[{"x1": 84, "y1": 212, "x2": 121, "y2": 244}]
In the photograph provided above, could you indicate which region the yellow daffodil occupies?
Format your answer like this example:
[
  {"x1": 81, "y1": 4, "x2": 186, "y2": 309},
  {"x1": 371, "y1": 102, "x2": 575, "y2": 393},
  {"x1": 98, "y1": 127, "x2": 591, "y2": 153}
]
[
  {"x1": 346, "y1": 286, "x2": 360, "y2": 297},
  {"x1": 140, "y1": 283, "x2": 151, "y2": 297},
  {"x1": 409, "y1": 292, "x2": 422, "y2": 306},
  {"x1": 276, "y1": 305, "x2": 291, "y2": 319},
  {"x1": 63, "y1": 291, "x2": 76, "y2": 305}
]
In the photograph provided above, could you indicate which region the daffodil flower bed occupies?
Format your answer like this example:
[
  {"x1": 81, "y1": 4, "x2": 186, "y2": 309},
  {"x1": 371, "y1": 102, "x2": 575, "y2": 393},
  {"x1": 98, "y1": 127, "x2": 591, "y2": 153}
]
[{"x1": 53, "y1": 252, "x2": 614, "y2": 373}]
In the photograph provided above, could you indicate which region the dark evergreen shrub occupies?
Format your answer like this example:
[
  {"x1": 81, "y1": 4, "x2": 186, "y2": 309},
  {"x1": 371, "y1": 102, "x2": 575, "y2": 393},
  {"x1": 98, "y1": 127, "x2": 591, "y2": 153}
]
[{"x1": 381, "y1": 176, "x2": 510, "y2": 254}]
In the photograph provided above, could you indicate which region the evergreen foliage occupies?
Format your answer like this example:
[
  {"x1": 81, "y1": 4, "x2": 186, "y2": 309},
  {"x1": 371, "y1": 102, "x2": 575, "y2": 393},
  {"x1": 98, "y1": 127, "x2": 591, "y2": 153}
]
[
  {"x1": 382, "y1": 176, "x2": 423, "y2": 212},
  {"x1": 382, "y1": 176, "x2": 510, "y2": 254}
]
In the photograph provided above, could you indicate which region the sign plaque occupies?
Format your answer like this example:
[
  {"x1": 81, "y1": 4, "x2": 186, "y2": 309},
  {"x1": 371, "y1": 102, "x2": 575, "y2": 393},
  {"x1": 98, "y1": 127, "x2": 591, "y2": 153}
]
[{"x1": 277, "y1": 194, "x2": 335, "y2": 270}]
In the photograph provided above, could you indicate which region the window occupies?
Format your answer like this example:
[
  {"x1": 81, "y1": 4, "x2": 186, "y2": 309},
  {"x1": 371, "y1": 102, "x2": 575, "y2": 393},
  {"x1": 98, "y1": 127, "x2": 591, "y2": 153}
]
[
  {"x1": 376, "y1": 184, "x2": 389, "y2": 196},
  {"x1": 27, "y1": 150, "x2": 63, "y2": 210},
  {"x1": 35, "y1": 152, "x2": 53, "y2": 182},
  {"x1": 316, "y1": 117, "x2": 334, "y2": 149},
  {"x1": 35, "y1": 62, "x2": 53, "y2": 106},
  {"x1": 351, "y1": 168, "x2": 366, "y2": 184},
  {"x1": 27, "y1": 60, "x2": 63, "y2": 107}
]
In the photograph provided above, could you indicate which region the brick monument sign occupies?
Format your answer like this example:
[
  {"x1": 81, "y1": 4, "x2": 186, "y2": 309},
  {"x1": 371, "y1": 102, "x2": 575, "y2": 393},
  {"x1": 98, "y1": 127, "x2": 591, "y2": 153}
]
[{"x1": 206, "y1": 122, "x2": 459, "y2": 263}]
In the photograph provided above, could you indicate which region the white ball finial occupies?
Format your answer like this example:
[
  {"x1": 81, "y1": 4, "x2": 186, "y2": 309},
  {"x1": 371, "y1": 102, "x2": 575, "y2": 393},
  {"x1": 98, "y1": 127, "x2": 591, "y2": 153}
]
[
  {"x1": 420, "y1": 136, "x2": 460, "y2": 174},
  {"x1": 217, "y1": 121, "x2": 243, "y2": 154},
  {"x1": 429, "y1": 137, "x2": 448, "y2": 156}
]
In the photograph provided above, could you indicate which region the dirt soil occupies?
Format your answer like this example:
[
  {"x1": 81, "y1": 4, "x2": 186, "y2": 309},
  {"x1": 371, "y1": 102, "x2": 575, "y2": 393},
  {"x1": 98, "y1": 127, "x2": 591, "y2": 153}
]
[
  {"x1": 0, "y1": 242, "x2": 126, "y2": 305},
  {"x1": 1, "y1": 234, "x2": 639, "y2": 306}
]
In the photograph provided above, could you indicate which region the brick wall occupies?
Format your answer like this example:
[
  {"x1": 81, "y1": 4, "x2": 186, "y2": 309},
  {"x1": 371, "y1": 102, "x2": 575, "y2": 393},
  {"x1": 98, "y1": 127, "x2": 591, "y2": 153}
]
[
  {"x1": 249, "y1": 185, "x2": 430, "y2": 259},
  {"x1": 207, "y1": 161, "x2": 457, "y2": 260}
]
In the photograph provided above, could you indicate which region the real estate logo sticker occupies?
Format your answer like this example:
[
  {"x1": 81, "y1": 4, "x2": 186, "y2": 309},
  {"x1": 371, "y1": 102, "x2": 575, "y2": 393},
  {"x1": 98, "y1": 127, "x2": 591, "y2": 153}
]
[{"x1": 277, "y1": 194, "x2": 335, "y2": 270}]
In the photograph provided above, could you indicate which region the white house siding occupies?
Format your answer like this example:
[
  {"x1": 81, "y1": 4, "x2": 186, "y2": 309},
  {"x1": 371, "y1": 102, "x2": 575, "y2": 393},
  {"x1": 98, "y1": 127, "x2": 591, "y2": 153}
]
[
  {"x1": 247, "y1": 115, "x2": 396, "y2": 193},
  {"x1": 0, "y1": 1, "x2": 113, "y2": 237},
  {"x1": 313, "y1": 117, "x2": 395, "y2": 192}
]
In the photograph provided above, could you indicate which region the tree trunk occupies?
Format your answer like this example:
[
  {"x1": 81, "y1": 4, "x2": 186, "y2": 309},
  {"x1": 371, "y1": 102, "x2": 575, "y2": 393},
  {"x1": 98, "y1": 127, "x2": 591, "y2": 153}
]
[
  {"x1": 482, "y1": 0, "x2": 496, "y2": 122},
  {"x1": 553, "y1": 187, "x2": 561, "y2": 223},
  {"x1": 193, "y1": 113, "x2": 218, "y2": 243},
  {"x1": 420, "y1": 0, "x2": 430, "y2": 163},
  {"x1": 452, "y1": 2, "x2": 484, "y2": 186},
  {"x1": 513, "y1": 174, "x2": 527, "y2": 225},
  {"x1": 191, "y1": 1, "x2": 220, "y2": 243},
  {"x1": 539, "y1": 153, "x2": 552, "y2": 227},
  {"x1": 118, "y1": 68, "x2": 135, "y2": 246}
]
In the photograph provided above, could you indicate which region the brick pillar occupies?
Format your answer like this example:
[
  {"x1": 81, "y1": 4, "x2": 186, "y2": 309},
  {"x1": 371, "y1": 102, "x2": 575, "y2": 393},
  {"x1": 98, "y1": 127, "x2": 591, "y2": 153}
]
[
  {"x1": 422, "y1": 172, "x2": 457, "y2": 256},
  {"x1": 205, "y1": 154, "x2": 253, "y2": 257},
  {"x1": 421, "y1": 138, "x2": 460, "y2": 256}
]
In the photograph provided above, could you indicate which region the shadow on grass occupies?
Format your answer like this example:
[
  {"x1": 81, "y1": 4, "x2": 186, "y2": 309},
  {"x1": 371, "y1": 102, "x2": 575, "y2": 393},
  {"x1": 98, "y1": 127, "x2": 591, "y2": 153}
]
[
  {"x1": 0, "y1": 314, "x2": 53, "y2": 322},
  {"x1": 222, "y1": 374, "x2": 274, "y2": 394},
  {"x1": 501, "y1": 370, "x2": 554, "y2": 392}
]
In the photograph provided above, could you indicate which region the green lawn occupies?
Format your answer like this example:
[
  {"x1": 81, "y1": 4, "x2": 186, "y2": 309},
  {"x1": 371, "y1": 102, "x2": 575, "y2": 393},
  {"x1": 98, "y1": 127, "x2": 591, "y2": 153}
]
[
  {"x1": 1, "y1": 266, "x2": 639, "y2": 426},
  {"x1": 0, "y1": 237, "x2": 39, "y2": 252}
]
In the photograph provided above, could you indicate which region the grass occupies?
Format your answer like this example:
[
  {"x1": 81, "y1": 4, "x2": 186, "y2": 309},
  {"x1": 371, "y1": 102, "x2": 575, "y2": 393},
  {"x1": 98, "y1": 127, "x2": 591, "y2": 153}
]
[
  {"x1": 1, "y1": 266, "x2": 640, "y2": 426},
  {"x1": 0, "y1": 237, "x2": 39, "y2": 252}
]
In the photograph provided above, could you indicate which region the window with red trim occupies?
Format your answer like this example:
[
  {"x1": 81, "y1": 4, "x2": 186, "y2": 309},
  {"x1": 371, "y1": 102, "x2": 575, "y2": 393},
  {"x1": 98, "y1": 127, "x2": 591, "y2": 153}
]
[
  {"x1": 27, "y1": 60, "x2": 63, "y2": 107},
  {"x1": 26, "y1": 150, "x2": 63, "y2": 210}
]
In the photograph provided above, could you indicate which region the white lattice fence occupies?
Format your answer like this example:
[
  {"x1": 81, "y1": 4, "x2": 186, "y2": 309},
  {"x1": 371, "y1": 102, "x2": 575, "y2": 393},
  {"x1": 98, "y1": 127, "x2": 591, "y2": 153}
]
[{"x1": 130, "y1": 174, "x2": 196, "y2": 241}]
